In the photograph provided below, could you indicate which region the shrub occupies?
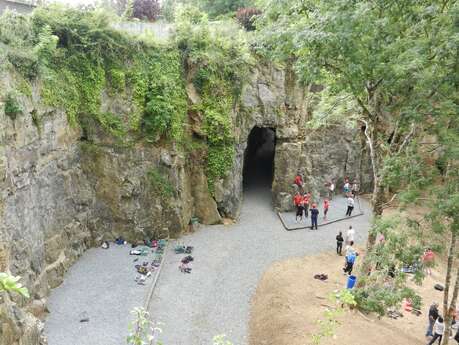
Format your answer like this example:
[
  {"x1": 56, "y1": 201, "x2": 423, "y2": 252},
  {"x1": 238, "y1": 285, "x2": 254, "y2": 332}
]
[
  {"x1": 4, "y1": 93, "x2": 22, "y2": 120},
  {"x1": 147, "y1": 168, "x2": 175, "y2": 199},
  {"x1": 236, "y1": 7, "x2": 261, "y2": 31}
]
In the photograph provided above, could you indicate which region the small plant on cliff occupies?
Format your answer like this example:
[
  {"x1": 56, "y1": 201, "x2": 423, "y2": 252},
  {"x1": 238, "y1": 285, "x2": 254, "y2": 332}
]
[
  {"x1": 147, "y1": 168, "x2": 175, "y2": 199},
  {"x1": 213, "y1": 334, "x2": 234, "y2": 345},
  {"x1": 0, "y1": 273, "x2": 30, "y2": 298},
  {"x1": 4, "y1": 93, "x2": 22, "y2": 120}
]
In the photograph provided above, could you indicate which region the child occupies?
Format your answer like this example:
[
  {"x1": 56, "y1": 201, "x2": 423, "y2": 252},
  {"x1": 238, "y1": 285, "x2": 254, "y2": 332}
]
[
  {"x1": 323, "y1": 198, "x2": 330, "y2": 220},
  {"x1": 427, "y1": 316, "x2": 444, "y2": 345},
  {"x1": 303, "y1": 192, "x2": 311, "y2": 218},
  {"x1": 336, "y1": 232, "x2": 344, "y2": 255}
]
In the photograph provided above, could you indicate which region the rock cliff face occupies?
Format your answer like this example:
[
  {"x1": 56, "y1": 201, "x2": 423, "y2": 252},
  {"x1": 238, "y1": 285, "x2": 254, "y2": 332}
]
[{"x1": 0, "y1": 63, "x2": 372, "y2": 345}]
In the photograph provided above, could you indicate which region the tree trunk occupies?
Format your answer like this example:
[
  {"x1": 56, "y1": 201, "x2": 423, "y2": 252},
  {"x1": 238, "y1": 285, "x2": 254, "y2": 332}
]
[{"x1": 442, "y1": 232, "x2": 458, "y2": 345}]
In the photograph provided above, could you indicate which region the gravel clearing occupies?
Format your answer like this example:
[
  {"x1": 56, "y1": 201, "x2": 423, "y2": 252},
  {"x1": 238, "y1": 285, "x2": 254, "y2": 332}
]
[
  {"x1": 150, "y1": 188, "x2": 372, "y2": 345},
  {"x1": 45, "y1": 245, "x2": 157, "y2": 345}
]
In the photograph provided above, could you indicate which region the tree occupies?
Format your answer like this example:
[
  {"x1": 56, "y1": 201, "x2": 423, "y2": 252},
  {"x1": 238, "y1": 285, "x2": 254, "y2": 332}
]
[
  {"x1": 132, "y1": 0, "x2": 160, "y2": 21},
  {"x1": 194, "y1": 0, "x2": 254, "y2": 18},
  {"x1": 256, "y1": 0, "x2": 457, "y2": 315},
  {"x1": 236, "y1": 7, "x2": 261, "y2": 31}
]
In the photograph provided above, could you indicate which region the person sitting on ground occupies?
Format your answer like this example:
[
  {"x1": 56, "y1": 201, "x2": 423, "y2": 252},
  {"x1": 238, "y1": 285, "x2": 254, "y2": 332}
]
[
  {"x1": 293, "y1": 192, "x2": 303, "y2": 223},
  {"x1": 346, "y1": 226, "x2": 355, "y2": 245},
  {"x1": 323, "y1": 198, "x2": 330, "y2": 220},
  {"x1": 336, "y1": 232, "x2": 344, "y2": 255},
  {"x1": 293, "y1": 172, "x2": 304, "y2": 192},
  {"x1": 427, "y1": 316, "x2": 444, "y2": 345},
  {"x1": 346, "y1": 195, "x2": 355, "y2": 216},
  {"x1": 310, "y1": 203, "x2": 319, "y2": 230}
]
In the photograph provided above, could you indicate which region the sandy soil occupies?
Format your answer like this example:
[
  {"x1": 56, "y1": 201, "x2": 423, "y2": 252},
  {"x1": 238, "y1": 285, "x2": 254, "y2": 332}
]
[{"x1": 249, "y1": 251, "x2": 447, "y2": 345}]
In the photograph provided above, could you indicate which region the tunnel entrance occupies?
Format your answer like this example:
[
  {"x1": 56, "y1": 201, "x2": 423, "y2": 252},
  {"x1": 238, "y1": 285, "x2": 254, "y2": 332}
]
[{"x1": 243, "y1": 127, "x2": 276, "y2": 191}]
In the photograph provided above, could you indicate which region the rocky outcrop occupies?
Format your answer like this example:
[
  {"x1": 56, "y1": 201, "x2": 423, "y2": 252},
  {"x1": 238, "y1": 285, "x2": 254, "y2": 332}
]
[{"x1": 0, "y1": 61, "x2": 372, "y2": 345}]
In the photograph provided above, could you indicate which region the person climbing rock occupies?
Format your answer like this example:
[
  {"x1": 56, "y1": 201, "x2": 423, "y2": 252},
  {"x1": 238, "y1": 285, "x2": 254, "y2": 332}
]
[
  {"x1": 303, "y1": 192, "x2": 311, "y2": 218},
  {"x1": 293, "y1": 172, "x2": 304, "y2": 193},
  {"x1": 426, "y1": 316, "x2": 444, "y2": 345},
  {"x1": 310, "y1": 203, "x2": 319, "y2": 230},
  {"x1": 426, "y1": 302, "x2": 439, "y2": 337},
  {"x1": 346, "y1": 196, "x2": 355, "y2": 216},
  {"x1": 294, "y1": 192, "x2": 303, "y2": 223},
  {"x1": 323, "y1": 198, "x2": 330, "y2": 220},
  {"x1": 328, "y1": 181, "x2": 335, "y2": 200},
  {"x1": 336, "y1": 232, "x2": 344, "y2": 255}
]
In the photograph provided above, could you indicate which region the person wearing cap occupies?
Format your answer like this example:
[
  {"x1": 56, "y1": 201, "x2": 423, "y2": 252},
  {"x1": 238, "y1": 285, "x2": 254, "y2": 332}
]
[{"x1": 310, "y1": 203, "x2": 319, "y2": 230}]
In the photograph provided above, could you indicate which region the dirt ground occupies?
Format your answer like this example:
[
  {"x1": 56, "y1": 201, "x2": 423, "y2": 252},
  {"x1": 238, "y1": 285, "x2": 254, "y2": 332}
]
[{"x1": 249, "y1": 250, "x2": 448, "y2": 345}]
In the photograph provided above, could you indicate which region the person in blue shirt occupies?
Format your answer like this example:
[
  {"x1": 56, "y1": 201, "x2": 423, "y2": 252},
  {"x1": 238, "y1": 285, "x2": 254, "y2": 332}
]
[
  {"x1": 310, "y1": 203, "x2": 319, "y2": 230},
  {"x1": 343, "y1": 252, "x2": 356, "y2": 275}
]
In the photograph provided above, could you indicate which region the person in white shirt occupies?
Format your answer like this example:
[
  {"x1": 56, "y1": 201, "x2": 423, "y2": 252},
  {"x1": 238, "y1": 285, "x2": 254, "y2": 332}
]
[
  {"x1": 328, "y1": 181, "x2": 335, "y2": 200},
  {"x1": 427, "y1": 316, "x2": 444, "y2": 345},
  {"x1": 346, "y1": 196, "x2": 355, "y2": 216},
  {"x1": 346, "y1": 226, "x2": 355, "y2": 244}
]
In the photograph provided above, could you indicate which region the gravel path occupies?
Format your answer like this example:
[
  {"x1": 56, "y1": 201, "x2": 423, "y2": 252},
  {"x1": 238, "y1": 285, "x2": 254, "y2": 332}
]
[
  {"x1": 45, "y1": 245, "x2": 157, "y2": 345},
  {"x1": 150, "y1": 188, "x2": 372, "y2": 345}
]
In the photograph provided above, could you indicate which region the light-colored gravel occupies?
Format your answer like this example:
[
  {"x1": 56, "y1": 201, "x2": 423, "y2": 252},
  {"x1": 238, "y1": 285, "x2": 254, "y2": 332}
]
[
  {"x1": 45, "y1": 245, "x2": 157, "y2": 345},
  {"x1": 150, "y1": 188, "x2": 371, "y2": 345}
]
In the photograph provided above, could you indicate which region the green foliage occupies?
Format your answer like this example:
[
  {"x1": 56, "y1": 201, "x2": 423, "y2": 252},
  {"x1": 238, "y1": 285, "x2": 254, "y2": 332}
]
[
  {"x1": 4, "y1": 93, "x2": 22, "y2": 120},
  {"x1": 126, "y1": 307, "x2": 163, "y2": 345},
  {"x1": 0, "y1": 273, "x2": 30, "y2": 299},
  {"x1": 147, "y1": 168, "x2": 175, "y2": 199},
  {"x1": 213, "y1": 335, "x2": 233, "y2": 345},
  {"x1": 176, "y1": 6, "x2": 252, "y2": 193}
]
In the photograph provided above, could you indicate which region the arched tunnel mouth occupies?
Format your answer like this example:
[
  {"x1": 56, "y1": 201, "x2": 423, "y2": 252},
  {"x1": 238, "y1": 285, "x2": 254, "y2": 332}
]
[{"x1": 243, "y1": 127, "x2": 276, "y2": 191}]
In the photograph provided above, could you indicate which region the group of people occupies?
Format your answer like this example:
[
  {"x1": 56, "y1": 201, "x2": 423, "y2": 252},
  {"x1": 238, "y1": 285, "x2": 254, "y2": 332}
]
[
  {"x1": 426, "y1": 302, "x2": 459, "y2": 344},
  {"x1": 292, "y1": 173, "x2": 359, "y2": 229},
  {"x1": 336, "y1": 226, "x2": 357, "y2": 275}
]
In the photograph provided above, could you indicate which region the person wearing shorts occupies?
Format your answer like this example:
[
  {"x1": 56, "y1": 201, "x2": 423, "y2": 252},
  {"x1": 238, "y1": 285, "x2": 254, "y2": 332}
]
[
  {"x1": 323, "y1": 198, "x2": 329, "y2": 220},
  {"x1": 294, "y1": 192, "x2": 303, "y2": 223},
  {"x1": 303, "y1": 192, "x2": 311, "y2": 218}
]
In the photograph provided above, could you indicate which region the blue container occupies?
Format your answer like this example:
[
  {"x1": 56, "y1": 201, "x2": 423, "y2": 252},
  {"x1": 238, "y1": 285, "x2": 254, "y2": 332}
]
[{"x1": 347, "y1": 275, "x2": 357, "y2": 289}]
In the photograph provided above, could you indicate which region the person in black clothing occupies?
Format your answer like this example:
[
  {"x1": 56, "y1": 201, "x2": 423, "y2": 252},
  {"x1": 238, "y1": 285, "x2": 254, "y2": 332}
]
[
  {"x1": 426, "y1": 302, "x2": 439, "y2": 337},
  {"x1": 336, "y1": 232, "x2": 344, "y2": 255},
  {"x1": 310, "y1": 203, "x2": 319, "y2": 230}
]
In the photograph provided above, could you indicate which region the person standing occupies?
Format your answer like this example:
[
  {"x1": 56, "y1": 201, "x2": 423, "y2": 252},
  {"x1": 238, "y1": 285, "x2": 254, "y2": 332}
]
[
  {"x1": 426, "y1": 302, "x2": 439, "y2": 337},
  {"x1": 346, "y1": 226, "x2": 355, "y2": 245},
  {"x1": 343, "y1": 251, "x2": 356, "y2": 275},
  {"x1": 346, "y1": 196, "x2": 355, "y2": 216},
  {"x1": 343, "y1": 178, "x2": 351, "y2": 196},
  {"x1": 336, "y1": 232, "x2": 344, "y2": 255},
  {"x1": 328, "y1": 181, "x2": 335, "y2": 200},
  {"x1": 323, "y1": 198, "x2": 330, "y2": 220},
  {"x1": 294, "y1": 192, "x2": 303, "y2": 223},
  {"x1": 423, "y1": 248, "x2": 435, "y2": 276},
  {"x1": 427, "y1": 316, "x2": 444, "y2": 345},
  {"x1": 310, "y1": 203, "x2": 319, "y2": 230}
]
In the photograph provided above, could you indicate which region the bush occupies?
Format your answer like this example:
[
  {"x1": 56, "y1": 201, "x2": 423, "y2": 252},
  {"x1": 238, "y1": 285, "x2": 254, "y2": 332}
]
[
  {"x1": 236, "y1": 7, "x2": 261, "y2": 31},
  {"x1": 4, "y1": 93, "x2": 22, "y2": 120}
]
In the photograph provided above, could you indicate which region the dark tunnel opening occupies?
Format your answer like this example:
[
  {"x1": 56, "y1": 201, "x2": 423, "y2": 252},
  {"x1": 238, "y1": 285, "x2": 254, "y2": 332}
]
[{"x1": 243, "y1": 127, "x2": 276, "y2": 191}]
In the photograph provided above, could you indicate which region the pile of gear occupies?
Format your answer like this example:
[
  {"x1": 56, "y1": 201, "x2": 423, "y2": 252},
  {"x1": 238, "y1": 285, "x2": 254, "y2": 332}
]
[
  {"x1": 132, "y1": 239, "x2": 168, "y2": 285},
  {"x1": 175, "y1": 244, "x2": 194, "y2": 273}
]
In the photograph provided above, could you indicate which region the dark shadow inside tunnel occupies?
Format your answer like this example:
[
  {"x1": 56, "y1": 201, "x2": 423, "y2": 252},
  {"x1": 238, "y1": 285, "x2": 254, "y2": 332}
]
[{"x1": 243, "y1": 127, "x2": 276, "y2": 191}]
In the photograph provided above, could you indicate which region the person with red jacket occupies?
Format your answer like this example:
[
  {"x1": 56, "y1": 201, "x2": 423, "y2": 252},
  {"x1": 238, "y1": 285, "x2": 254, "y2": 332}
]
[
  {"x1": 293, "y1": 192, "x2": 304, "y2": 223},
  {"x1": 293, "y1": 172, "x2": 304, "y2": 192},
  {"x1": 323, "y1": 198, "x2": 330, "y2": 220}
]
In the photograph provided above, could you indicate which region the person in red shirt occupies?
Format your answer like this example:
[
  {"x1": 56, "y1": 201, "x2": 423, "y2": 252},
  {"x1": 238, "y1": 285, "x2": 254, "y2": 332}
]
[
  {"x1": 323, "y1": 198, "x2": 330, "y2": 220},
  {"x1": 293, "y1": 192, "x2": 304, "y2": 223},
  {"x1": 293, "y1": 172, "x2": 304, "y2": 193},
  {"x1": 303, "y1": 192, "x2": 310, "y2": 218}
]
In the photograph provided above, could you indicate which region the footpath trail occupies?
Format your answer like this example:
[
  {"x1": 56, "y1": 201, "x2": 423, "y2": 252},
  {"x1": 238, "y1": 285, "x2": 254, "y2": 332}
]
[{"x1": 150, "y1": 188, "x2": 372, "y2": 345}]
